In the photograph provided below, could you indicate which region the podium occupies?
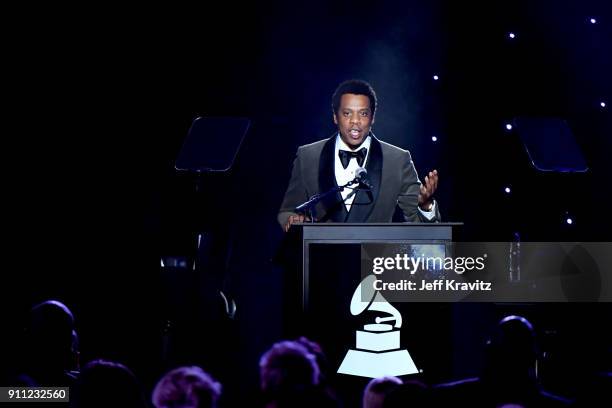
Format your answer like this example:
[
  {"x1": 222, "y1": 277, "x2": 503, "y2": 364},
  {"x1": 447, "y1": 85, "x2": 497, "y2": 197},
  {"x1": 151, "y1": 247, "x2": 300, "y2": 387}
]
[
  {"x1": 279, "y1": 222, "x2": 460, "y2": 380},
  {"x1": 284, "y1": 222, "x2": 459, "y2": 311}
]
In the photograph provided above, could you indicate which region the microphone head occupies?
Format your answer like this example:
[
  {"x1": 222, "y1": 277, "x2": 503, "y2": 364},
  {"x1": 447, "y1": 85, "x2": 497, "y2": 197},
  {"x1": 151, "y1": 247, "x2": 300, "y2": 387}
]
[
  {"x1": 355, "y1": 167, "x2": 367, "y2": 178},
  {"x1": 354, "y1": 166, "x2": 373, "y2": 189}
]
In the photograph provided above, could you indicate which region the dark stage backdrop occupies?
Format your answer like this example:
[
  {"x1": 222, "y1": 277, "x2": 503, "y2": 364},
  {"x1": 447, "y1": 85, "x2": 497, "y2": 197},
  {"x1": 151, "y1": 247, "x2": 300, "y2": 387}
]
[{"x1": 3, "y1": 0, "x2": 611, "y2": 404}]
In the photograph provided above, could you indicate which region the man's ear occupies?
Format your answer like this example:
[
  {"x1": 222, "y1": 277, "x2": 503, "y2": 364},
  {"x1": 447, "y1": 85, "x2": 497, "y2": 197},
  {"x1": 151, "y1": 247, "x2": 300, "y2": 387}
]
[{"x1": 333, "y1": 112, "x2": 338, "y2": 125}]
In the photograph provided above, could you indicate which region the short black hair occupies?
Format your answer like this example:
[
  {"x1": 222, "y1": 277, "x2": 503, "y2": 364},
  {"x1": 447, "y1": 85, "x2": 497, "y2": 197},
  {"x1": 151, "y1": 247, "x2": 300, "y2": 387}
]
[{"x1": 332, "y1": 79, "x2": 377, "y2": 117}]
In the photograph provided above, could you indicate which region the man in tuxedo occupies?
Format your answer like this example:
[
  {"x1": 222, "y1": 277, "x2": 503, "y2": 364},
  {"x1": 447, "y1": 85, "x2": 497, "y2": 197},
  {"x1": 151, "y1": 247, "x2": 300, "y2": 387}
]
[{"x1": 278, "y1": 79, "x2": 440, "y2": 231}]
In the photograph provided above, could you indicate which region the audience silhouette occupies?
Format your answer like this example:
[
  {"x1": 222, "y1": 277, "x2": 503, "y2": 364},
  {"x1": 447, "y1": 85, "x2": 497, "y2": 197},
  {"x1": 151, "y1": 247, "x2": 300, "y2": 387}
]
[
  {"x1": 72, "y1": 359, "x2": 147, "y2": 408},
  {"x1": 259, "y1": 339, "x2": 338, "y2": 407},
  {"x1": 6, "y1": 301, "x2": 612, "y2": 407},
  {"x1": 362, "y1": 376, "x2": 402, "y2": 408},
  {"x1": 152, "y1": 365, "x2": 222, "y2": 408},
  {"x1": 435, "y1": 315, "x2": 570, "y2": 407},
  {"x1": 19, "y1": 300, "x2": 80, "y2": 386}
]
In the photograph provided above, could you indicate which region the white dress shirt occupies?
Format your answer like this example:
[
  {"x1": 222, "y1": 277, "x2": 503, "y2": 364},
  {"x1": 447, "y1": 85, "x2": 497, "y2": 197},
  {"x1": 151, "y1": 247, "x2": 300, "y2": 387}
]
[
  {"x1": 335, "y1": 134, "x2": 371, "y2": 211},
  {"x1": 333, "y1": 133, "x2": 436, "y2": 219}
]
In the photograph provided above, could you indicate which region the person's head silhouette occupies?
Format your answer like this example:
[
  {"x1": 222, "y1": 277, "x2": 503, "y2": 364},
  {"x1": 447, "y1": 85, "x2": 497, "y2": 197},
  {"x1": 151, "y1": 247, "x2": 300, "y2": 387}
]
[
  {"x1": 259, "y1": 340, "x2": 320, "y2": 394},
  {"x1": 24, "y1": 300, "x2": 79, "y2": 385},
  {"x1": 484, "y1": 315, "x2": 538, "y2": 381},
  {"x1": 75, "y1": 359, "x2": 147, "y2": 408},
  {"x1": 152, "y1": 365, "x2": 221, "y2": 408}
]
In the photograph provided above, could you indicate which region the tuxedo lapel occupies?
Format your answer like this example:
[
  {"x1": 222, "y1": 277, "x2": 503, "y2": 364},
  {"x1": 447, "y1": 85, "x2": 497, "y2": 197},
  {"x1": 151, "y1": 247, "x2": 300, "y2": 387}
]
[
  {"x1": 318, "y1": 135, "x2": 347, "y2": 222},
  {"x1": 345, "y1": 135, "x2": 382, "y2": 222}
]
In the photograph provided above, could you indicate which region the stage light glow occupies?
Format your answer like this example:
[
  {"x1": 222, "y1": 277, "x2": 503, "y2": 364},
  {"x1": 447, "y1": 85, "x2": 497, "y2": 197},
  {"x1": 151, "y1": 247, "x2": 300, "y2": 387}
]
[
  {"x1": 589, "y1": 18, "x2": 597, "y2": 24},
  {"x1": 508, "y1": 32, "x2": 516, "y2": 39},
  {"x1": 433, "y1": 74, "x2": 439, "y2": 81},
  {"x1": 505, "y1": 123, "x2": 513, "y2": 131},
  {"x1": 431, "y1": 136, "x2": 438, "y2": 142},
  {"x1": 600, "y1": 101, "x2": 606, "y2": 108},
  {"x1": 566, "y1": 217, "x2": 573, "y2": 225},
  {"x1": 504, "y1": 187, "x2": 511, "y2": 194}
]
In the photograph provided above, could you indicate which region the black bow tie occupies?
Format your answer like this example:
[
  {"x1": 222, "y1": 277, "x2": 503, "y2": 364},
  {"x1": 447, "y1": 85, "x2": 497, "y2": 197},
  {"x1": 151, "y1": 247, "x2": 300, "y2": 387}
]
[{"x1": 339, "y1": 148, "x2": 367, "y2": 169}]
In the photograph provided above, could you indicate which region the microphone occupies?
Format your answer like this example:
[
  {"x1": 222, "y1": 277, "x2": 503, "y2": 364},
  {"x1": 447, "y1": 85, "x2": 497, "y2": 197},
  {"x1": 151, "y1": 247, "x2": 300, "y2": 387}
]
[
  {"x1": 354, "y1": 167, "x2": 373, "y2": 189},
  {"x1": 295, "y1": 194, "x2": 320, "y2": 213}
]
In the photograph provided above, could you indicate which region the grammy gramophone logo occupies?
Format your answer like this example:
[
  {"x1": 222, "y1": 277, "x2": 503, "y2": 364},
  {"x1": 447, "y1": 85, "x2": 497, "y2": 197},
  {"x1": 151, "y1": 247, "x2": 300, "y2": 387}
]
[{"x1": 337, "y1": 274, "x2": 419, "y2": 378}]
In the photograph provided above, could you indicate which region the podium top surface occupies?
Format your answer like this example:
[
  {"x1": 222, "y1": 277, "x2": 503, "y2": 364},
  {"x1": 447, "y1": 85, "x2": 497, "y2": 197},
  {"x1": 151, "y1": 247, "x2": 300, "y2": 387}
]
[
  {"x1": 294, "y1": 222, "x2": 462, "y2": 227},
  {"x1": 291, "y1": 222, "x2": 461, "y2": 241}
]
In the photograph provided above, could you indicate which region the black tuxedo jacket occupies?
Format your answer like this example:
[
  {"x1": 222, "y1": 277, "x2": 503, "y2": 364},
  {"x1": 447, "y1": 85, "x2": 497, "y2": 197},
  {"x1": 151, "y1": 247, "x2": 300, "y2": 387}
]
[{"x1": 278, "y1": 135, "x2": 440, "y2": 227}]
